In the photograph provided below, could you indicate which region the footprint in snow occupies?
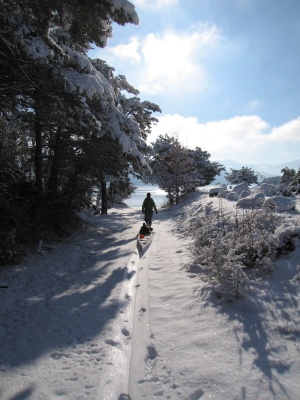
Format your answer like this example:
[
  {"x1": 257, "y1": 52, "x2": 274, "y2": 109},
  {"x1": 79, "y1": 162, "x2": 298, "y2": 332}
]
[
  {"x1": 189, "y1": 388, "x2": 204, "y2": 400},
  {"x1": 118, "y1": 394, "x2": 131, "y2": 400},
  {"x1": 146, "y1": 344, "x2": 158, "y2": 361},
  {"x1": 121, "y1": 327, "x2": 130, "y2": 337},
  {"x1": 105, "y1": 339, "x2": 120, "y2": 347},
  {"x1": 139, "y1": 307, "x2": 146, "y2": 316}
]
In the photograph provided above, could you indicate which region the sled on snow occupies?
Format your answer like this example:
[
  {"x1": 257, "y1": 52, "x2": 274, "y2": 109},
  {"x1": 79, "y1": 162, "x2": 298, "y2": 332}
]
[{"x1": 137, "y1": 231, "x2": 154, "y2": 251}]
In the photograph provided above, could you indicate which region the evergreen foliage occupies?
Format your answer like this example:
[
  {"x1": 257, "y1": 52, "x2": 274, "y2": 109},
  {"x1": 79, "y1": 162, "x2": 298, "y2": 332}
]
[
  {"x1": 108, "y1": 177, "x2": 136, "y2": 206},
  {"x1": 261, "y1": 176, "x2": 281, "y2": 185},
  {"x1": 0, "y1": 0, "x2": 160, "y2": 261},
  {"x1": 147, "y1": 135, "x2": 224, "y2": 204},
  {"x1": 277, "y1": 167, "x2": 300, "y2": 196},
  {"x1": 225, "y1": 166, "x2": 259, "y2": 185}
]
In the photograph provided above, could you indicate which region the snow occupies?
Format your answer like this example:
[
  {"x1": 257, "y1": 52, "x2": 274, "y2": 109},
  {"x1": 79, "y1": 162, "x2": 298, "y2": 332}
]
[
  {"x1": 111, "y1": 0, "x2": 139, "y2": 25},
  {"x1": 237, "y1": 192, "x2": 265, "y2": 209},
  {"x1": 261, "y1": 183, "x2": 277, "y2": 197},
  {"x1": 232, "y1": 183, "x2": 250, "y2": 195},
  {"x1": 0, "y1": 192, "x2": 300, "y2": 400},
  {"x1": 264, "y1": 196, "x2": 297, "y2": 212}
]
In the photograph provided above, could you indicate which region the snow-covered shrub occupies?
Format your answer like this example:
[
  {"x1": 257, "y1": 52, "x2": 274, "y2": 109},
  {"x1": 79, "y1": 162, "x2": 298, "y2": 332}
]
[
  {"x1": 236, "y1": 192, "x2": 265, "y2": 209},
  {"x1": 263, "y1": 196, "x2": 296, "y2": 212},
  {"x1": 261, "y1": 183, "x2": 277, "y2": 197},
  {"x1": 217, "y1": 190, "x2": 230, "y2": 199},
  {"x1": 239, "y1": 189, "x2": 250, "y2": 199},
  {"x1": 226, "y1": 192, "x2": 239, "y2": 201},
  {"x1": 276, "y1": 167, "x2": 300, "y2": 196},
  {"x1": 209, "y1": 187, "x2": 222, "y2": 197},
  {"x1": 230, "y1": 209, "x2": 278, "y2": 270},
  {"x1": 232, "y1": 183, "x2": 249, "y2": 194},
  {"x1": 214, "y1": 262, "x2": 250, "y2": 300},
  {"x1": 276, "y1": 183, "x2": 290, "y2": 197},
  {"x1": 188, "y1": 206, "x2": 281, "y2": 300},
  {"x1": 274, "y1": 223, "x2": 300, "y2": 253}
]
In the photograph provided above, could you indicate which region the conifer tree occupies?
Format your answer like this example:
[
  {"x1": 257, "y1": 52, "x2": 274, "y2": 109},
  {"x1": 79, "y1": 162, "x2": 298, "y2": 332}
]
[
  {"x1": 148, "y1": 135, "x2": 222, "y2": 204},
  {"x1": 0, "y1": 0, "x2": 161, "y2": 252},
  {"x1": 225, "y1": 166, "x2": 258, "y2": 185}
]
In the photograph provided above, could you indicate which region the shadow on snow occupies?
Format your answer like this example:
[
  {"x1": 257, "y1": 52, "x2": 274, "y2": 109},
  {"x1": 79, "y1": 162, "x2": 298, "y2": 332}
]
[{"x1": 0, "y1": 208, "x2": 142, "y2": 368}]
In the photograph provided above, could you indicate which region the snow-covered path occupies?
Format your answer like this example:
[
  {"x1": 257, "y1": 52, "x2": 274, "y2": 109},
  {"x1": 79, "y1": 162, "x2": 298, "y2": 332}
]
[
  {"x1": 1, "y1": 194, "x2": 299, "y2": 400},
  {"x1": 0, "y1": 207, "x2": 148, "y2": 399}
]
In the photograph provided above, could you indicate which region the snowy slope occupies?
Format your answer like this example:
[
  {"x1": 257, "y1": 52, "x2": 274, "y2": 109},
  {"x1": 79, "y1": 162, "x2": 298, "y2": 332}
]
[{"x1": 0, "y1": 194, "x2": 299, "y2": 400}]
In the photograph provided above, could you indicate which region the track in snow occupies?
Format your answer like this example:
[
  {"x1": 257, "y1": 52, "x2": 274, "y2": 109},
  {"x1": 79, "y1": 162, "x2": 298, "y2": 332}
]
[{"x1": 96, "y1": 239, "x2": 153, "y2": 399}]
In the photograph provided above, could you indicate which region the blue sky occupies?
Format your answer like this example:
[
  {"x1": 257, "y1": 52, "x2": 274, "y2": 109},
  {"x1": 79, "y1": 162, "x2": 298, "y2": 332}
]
[{"x1": 89, "y1": 0, "x2": 300, "y2": 165}]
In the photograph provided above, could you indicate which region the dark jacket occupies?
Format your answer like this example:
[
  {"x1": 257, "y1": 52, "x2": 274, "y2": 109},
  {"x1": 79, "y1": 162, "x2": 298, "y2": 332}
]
[{"x1": 142, "y1": 197, "x2": 157, "y2": 213}]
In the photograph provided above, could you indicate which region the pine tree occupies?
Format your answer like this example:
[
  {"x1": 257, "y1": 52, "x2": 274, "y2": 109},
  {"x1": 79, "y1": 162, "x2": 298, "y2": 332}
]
[
  {"x1": 0, "y1": 0, "x2": 161, "y2": 254},
  {"x1": 225, "y1": 167, "x2": 258, "y2": 185},
  {"x1": 148, "y1": 135, "x2": 222, "y2": 204}
]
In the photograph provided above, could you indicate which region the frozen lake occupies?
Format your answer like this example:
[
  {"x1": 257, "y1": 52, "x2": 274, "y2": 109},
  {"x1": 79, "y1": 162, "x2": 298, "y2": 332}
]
[{"x1": 125, "y1": 186, "x2": 168, "y2": 209}]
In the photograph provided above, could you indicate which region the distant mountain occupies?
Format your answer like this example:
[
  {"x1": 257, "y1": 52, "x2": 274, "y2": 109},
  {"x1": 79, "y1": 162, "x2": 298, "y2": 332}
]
[{"x1": 212, "y1": 159, "x2": 300, "y2": 185}]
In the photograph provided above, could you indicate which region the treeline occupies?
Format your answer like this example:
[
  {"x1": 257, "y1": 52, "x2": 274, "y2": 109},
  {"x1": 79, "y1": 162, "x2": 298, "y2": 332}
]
[{"x1": 0, "y1": 1, "x2": 161, "y2": 263}]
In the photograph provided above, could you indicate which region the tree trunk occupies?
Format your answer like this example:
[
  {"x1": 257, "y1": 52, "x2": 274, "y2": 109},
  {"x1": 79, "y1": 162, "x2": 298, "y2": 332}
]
[
  {"x1": 168, "y1": 190, "x2": 174, "y2": 206},
  {"x1": 34, "y1": 92, "x2": 43, "y2": 219},
  {"x1": 107, "y1": 184, "x2": 114, "y2": 208},
  {"x1": 101, "y1": 180, "x2": 107, "y2": 214},
  {"x1": 48, "y1": 126, "x2": 62, "y2": 195},
  {"x1": 96, "y1": 184, "x2": 101, "y2": 210},
  {"x1": 175, "y1": 185, "x2": 180, "y2": 204}
]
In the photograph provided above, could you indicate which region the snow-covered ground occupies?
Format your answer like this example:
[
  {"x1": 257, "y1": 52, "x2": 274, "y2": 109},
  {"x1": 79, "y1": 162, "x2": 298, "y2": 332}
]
[{"x1": 0, "y1": 192, "x2": 299, "y2": 400}]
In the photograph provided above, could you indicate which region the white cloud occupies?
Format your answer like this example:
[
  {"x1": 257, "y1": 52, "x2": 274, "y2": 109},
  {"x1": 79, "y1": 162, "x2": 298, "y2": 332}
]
[
  {"x1": 141, "y1": 32, "x2": 207, "y2": 94},
  {"x1": 148, "y1": 114, "x2": 300, "y2": 164},
  {"x1": 108, "y1": 36, "x2": 141, "y2": 63},
  {"x1": 267, "y1": 119, "x2": 300, "y2": 142},
  {"x1": 142, "y1": 26, "x2": 220, "y2": 94},
  {"x1": 99, "y1": 24, "x2": 221, "y2": 95}
]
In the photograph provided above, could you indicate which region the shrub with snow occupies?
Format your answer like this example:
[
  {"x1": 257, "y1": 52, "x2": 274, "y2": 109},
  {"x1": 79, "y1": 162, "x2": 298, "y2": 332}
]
[
  {"x1": 263, "y1": 196, "x2": 296, "y2": 212},
  {"x1": 226, "y1": 192, "x2": 239, "y2": 201},
  {"x1": 182, "y1": 199, "x2": 299, "y2": 300},
  {"x1": 217, "y1": 190, "x2": 230, "y2": 199},
  {"x1": 232, "y1": 183, "x2": 250, "y2": 194},
  {"x1": 261, "y1": 183, "x2": 277, "y2": 197},
  {"x1": 209, "y1": 187, "x2": 222, "y2": 197},
  {"x1": 239, "y1": 189, "x2": 251, "y2": 199},
  {"x1": 236, "y1": 192, "x2": 265, "y2": 209}
]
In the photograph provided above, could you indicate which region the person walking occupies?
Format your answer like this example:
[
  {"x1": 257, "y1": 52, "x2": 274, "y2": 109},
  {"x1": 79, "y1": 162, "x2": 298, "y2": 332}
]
[{"x1": 142, "y1": 192, "x2": 158, "y2": 227}]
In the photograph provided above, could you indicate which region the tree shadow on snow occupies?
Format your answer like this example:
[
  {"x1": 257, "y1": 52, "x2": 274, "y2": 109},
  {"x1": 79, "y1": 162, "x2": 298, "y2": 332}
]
[
  {"x1": 0, "y1": 209, "x2": 142, "y2": 368},
  {"x1": 207, "y1": 266, "x2": 299, "y2": 400}
]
